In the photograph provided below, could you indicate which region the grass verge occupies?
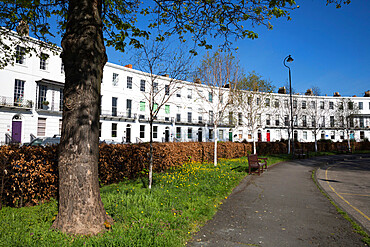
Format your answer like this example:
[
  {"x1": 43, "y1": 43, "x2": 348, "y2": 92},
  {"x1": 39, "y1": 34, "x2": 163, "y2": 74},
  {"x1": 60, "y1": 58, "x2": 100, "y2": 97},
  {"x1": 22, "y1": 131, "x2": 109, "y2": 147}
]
[
  {"x1": 312, "y1": 170, "x2": 370, "y2": 245},
  {"x1": 0, "y1": 155, "x2": 289, "y2": 247}
]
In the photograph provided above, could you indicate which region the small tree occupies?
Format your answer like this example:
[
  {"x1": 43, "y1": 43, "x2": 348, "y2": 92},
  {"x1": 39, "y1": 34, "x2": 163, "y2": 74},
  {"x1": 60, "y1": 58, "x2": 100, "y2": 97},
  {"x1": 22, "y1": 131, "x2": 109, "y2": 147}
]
[
  {"x1": 194, "y1": 51, "x2": 241, "y2": 166},
  {"x1": 232, "y1": 71, "x2": 274, "y2": 154},
  {"x1": 133, "y1": 40, "x2": 192, "y2": 188}
]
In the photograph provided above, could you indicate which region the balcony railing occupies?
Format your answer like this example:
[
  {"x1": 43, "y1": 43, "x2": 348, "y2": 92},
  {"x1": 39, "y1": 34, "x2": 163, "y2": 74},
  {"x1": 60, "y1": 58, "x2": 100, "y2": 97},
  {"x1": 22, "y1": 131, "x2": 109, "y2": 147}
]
[
  {"x1": 0, "y1": 96, "x2": 33, "y2": 109},
  {"x1": 101, "y1": 110, "x2": 136, "y2": 119}
]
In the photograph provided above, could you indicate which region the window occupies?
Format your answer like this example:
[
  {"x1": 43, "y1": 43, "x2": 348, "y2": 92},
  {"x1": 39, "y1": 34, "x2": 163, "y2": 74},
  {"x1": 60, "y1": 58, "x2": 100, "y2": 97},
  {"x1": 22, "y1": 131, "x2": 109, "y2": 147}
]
[
  {"x1": 274, "y1": 100, "x2": 279, "y2": 108},
  {"x1": 140, "y1": 80, "x2": 145, "y2": 92},
  {"x1": 303, "y1": 131, "x2": 307, "y2": 140},
  {"x1": 302, "y1": 115, "x2": 307, "y2": 127},
  {"x1": 126, "y1": 99, "x2": 132, "y2": 117},
  {"x1": 321, "y1": 116, "x2": 325, "y2": 127},
  {"x1": 257, "y1": 114, "x2": 261, "y2": 126},
  {"x1": 153, "y1": 82, "x2": 158, "y2": 93},
  {"x1": 188, "y1": 128, "x2": 192, "y2": 139},
  {"x1": 359, "y1": 117, "x2": 364, "y2": 128},
  {"x1": 209, "y1": 111, "x2": 214, "y2": 123},
  {"x1": 140, "y1": 101, "x2": 145, "y2": 111},
  {"x1": 312, "y1": 117, "x2": 316, "y2": 127},
  {"x1": 339, "y1": 116, "x2": 344, "y2": 127},
  {"x1": 208, "y1": 92, "x2": 213, "y2": 102},
  {"x1": 348, "y1": 101, "x2": 353, "y2": 110},
  {"x1": 275, "y1": 115, "x2": 279, "y2": 126},
  {"x1": 238, "y1": 112, "x2": 243, "y2": 125},
  {"x1": 99, "y1": 122, "x2": 102, "y2": 137},
  {"x1": 266, "y1": 114, "x2": 270, "y2": 126},
  {"x1": 15, "y1": 46, "x2": 26, "y2": 64},
  {"x1": 153, "y1": 126, "x2": 158, "y2": 138},
  {"x1": 37, "y1": 118, "x2": 46, "y2": 136},
  {"x1": 229, "y1": 112, "x2": 233, "y2": 125},
  {"x1": 140, "y1": 125, "x2": 145, "y2": 138},
  {"x1": 360, "y1": 131, "x2": 365, "y2": 140},
  {"x1": 198, "y1": 115, "x2": 203, "y2": 124},
  {"x1": 40, "y1": 53, "x2": 48, "y2": 70},
  {"x1": 112, "y1": 73, "x2": 119, "y2": 86},
  {"x1": 339, "y1": 102, "x2": 343, "y2": 110},
  {"x1": 219, "y1": 130, "x2": 223, "y2": 140},
  {"x1": 112, "y1": 97, "x2": 117, "y2": 116},
  {"x1": 265, "y1": 98, "x2": 270, "y2": 107},
  {"x1": 38, "y1": 85, "x2": 47, "y2": 109},
  {"x1": 127, "y1": 76, "x2": 132, "y2": 89},
  {"x1": 61, "y1": 61, "x2": 64, "y2": 74},
  {"x1": 329, "y1": 101, "x2": 334, "y2": 109},
  {"x1": 293, "y1": 115, "x2": 297, "y2": 127},
  {"x1": 188, "y1": 112, "x2": 192, "y2": 123},
  {"x1": 330, "y1": 131, "x2": 335, "y2": 140},
  {"x1": 176, "y1": 88, "x2": 181, "y2": 97},
  {"x1": 330, "y1": 116, "x2": 334, "y2": 127},
  {"x1": 112, "y1": 123, "x2": 117, "y2": 137},
  {"x1": 176, "y1": 127, "x2": 181, "y2": 139},
  {"x1": 359, "y1": 102, "x2": 363, "y2": 110},
  {"x1": 320, "y1": 101, "x2": 324, "y2": 109},
  {"x1": 165, "y1": 105, "x2": 170, "y2": 114},
  {"x1": 176, "y1": 113, "x2": 181, "y2": 122},
  {"x1": 187, "y1": 89, "x2": 192, "y2": 99},
  {"x1": 293, "y1": 100, "x2": 297, "y2": 108},
  {"x1": 350, "y1": 117, "x2": 354, "y2": 128},
  {"x1": 257, "y1": 98, "x2": 260, "y2": 105},
  {"x1": 14, "y1": 79, "x2": 25, "y2": 106},
  {"x1": 153, "y1": 103, "x2": 158, "y2": 113},
  {"x1": 340, "y1": 131, "x2": 344, "y2": 140},
  {"x1": 284, "y1": 99, "x2": 288, "y2": 108},
  {"x1": 165, "y1": 85, "x2": 170, "y2": 95},
  {"x1": 302, "y1": 101, "x2": 306, "y2": 109},
  {"x1": 284, "y1": 115, "x2": 289, "y2": 126},
  {"x1": 59, "y1": 89, "x2": 63, "y2": 111},
  {"x1": 59, "y1": 119, "x2": 62, "y2": 135},
  {"x1": 310, "y1": 101, "x2": 316, "y2": 109},
  {"x1": 209, "y1": 129, "x2": 214, "y2": 140}
]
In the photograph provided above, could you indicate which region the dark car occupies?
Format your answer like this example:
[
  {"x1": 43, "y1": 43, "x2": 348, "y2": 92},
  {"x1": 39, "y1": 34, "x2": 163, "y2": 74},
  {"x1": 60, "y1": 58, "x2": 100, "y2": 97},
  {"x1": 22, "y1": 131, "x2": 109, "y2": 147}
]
[{"x1": 28, "y1": 136, "x2": 60, "y2": 147}]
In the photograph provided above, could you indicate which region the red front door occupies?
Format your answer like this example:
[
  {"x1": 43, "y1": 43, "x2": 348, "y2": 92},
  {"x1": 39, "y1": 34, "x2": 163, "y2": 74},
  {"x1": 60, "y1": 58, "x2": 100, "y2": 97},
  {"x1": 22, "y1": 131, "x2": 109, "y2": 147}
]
[{"x1": 266, "y1": 132, "x2": 270, "y2": 142}]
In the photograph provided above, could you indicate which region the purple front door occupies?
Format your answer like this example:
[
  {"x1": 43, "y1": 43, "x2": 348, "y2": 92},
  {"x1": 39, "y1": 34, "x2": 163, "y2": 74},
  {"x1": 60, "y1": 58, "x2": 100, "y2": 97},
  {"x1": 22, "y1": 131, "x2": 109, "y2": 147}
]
[{"x1": 12, "y1": 121, "x2": 22, "y2": 143}]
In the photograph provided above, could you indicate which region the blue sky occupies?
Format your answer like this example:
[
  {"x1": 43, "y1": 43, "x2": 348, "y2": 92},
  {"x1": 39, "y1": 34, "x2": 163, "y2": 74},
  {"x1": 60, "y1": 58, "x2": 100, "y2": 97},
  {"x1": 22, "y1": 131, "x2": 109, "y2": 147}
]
[
  {"x1": 106, "y1": 1, "x2": 369, "y2": 97},
  {"x1": 43, "y1": 1, "x2": 368, "y2": 96}
]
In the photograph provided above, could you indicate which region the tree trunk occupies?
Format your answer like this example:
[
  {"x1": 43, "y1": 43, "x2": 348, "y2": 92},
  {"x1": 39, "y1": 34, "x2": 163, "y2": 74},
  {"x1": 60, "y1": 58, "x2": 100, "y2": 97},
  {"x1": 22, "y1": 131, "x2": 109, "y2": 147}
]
[
  {"x1": 314, "y1": 133, "x2": 318, "y2": 152},
  {"x1": 149, "y1": 120, "x2": 153, "y2": 189},
  {"x1": 346, "y1": 129, "x2": 351, "y2": 152},
  {"x1": 214, "y1": 124, "x2": 218, "y2": 166},
  {"x1": 51, "y1": 0, "x2": 113, "y2": 235}
]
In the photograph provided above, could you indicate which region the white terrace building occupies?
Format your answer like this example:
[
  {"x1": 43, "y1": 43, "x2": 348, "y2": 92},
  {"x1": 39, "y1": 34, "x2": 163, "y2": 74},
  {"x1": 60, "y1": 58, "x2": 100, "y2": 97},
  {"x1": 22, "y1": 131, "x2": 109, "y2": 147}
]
[{"x1": 0, "y1": 33, "x2": 369, "y2": 145}]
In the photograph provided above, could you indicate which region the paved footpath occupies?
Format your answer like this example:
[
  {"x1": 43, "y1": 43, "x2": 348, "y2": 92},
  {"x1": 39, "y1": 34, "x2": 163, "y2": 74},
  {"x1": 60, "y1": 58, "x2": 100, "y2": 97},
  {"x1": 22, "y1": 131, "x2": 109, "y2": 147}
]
[{"x1": 188, "y1": 154, "x2": 370, "y2": 247}]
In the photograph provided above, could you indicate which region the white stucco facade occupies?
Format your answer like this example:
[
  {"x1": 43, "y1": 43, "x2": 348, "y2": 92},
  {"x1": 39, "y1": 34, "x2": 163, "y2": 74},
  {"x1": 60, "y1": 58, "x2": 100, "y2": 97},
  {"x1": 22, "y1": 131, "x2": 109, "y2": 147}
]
[{"x1": 0, "y1": 33, "x2": 369, "y2": 145}]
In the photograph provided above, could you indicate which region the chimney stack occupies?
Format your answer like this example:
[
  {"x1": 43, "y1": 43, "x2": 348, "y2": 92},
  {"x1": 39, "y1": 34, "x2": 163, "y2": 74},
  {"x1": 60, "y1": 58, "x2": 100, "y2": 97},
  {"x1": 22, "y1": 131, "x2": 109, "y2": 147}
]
[
  {"x1": 124, "y1": 64, "x2": 132, "y2": 69},
  {"x1": 364, "y1": 91, "x2": 370, "y2": 97},
  {"x1": 305, "y1": 89, "x2": 313, "y2": 96},
  {"x1": 333, "y1": 92, "x2": 341, "y2": 97},
  {"x1": 194, "y1": 78, "x2": 201, "y2": 84},
  {"x1": 278, "y1": 86, "x2": 286, "y2": 94}
]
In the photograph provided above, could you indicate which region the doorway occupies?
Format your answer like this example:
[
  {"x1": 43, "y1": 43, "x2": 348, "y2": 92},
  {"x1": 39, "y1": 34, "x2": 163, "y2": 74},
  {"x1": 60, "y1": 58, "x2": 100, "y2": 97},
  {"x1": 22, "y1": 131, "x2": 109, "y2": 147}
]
[
  {"x1": 198, "y1": 128, "x2": 202, "y2": 142},
  {"x1": 266, "y1": 130, "x2": 270, "y2": 142},
  {"x1": 12, "y1": 115, "x2": 22, "y2": 143},
  {"x1": 257, "y1": 130, "x2": 262, "y2": 142},
  {"x1": 126, "y1": 124, "x2": 131, "y2": 143},
  {"x1": 165, "y1": 127, "x2": 170, "y2": 142}
]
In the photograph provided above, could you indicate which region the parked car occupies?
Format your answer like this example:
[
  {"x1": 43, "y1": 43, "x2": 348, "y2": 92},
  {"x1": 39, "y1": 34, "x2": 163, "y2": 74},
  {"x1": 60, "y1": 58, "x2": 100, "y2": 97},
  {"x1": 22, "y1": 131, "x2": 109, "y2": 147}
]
[{"x1": 27, "y1": 136, "x2": 60, "y2": 147}]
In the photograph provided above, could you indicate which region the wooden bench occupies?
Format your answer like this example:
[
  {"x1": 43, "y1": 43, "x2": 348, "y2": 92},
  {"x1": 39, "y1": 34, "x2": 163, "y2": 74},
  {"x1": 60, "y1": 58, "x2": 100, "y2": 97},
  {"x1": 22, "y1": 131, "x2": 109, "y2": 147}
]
[
  {"x1": 247, "y1": 154, "x2": 268, "y2": 176},
  {"x1": 294, "y1": 149, "x2": 309, "y2": 159}
]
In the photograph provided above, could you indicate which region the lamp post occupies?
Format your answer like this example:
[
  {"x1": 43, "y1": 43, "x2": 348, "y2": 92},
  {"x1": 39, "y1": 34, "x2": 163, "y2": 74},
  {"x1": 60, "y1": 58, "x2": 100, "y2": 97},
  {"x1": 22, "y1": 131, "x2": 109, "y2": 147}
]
[{"x1": 283, "y1": 55, "x2": 294, "y2": 157}]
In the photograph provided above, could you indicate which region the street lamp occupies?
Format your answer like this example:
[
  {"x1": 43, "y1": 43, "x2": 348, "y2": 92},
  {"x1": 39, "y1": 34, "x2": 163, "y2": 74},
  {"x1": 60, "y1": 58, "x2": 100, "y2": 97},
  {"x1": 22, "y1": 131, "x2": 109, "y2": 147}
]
[{"x1": 283, "y1": 55, "x2": 294, "y2": 157}]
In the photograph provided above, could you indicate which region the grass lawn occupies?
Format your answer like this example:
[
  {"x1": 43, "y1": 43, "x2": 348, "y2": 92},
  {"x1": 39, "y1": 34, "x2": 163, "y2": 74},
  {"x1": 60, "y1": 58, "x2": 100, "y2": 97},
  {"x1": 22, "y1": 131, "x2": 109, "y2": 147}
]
[{"x1": 0, "y1": 155, "x2": 290, "y2": 246}]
